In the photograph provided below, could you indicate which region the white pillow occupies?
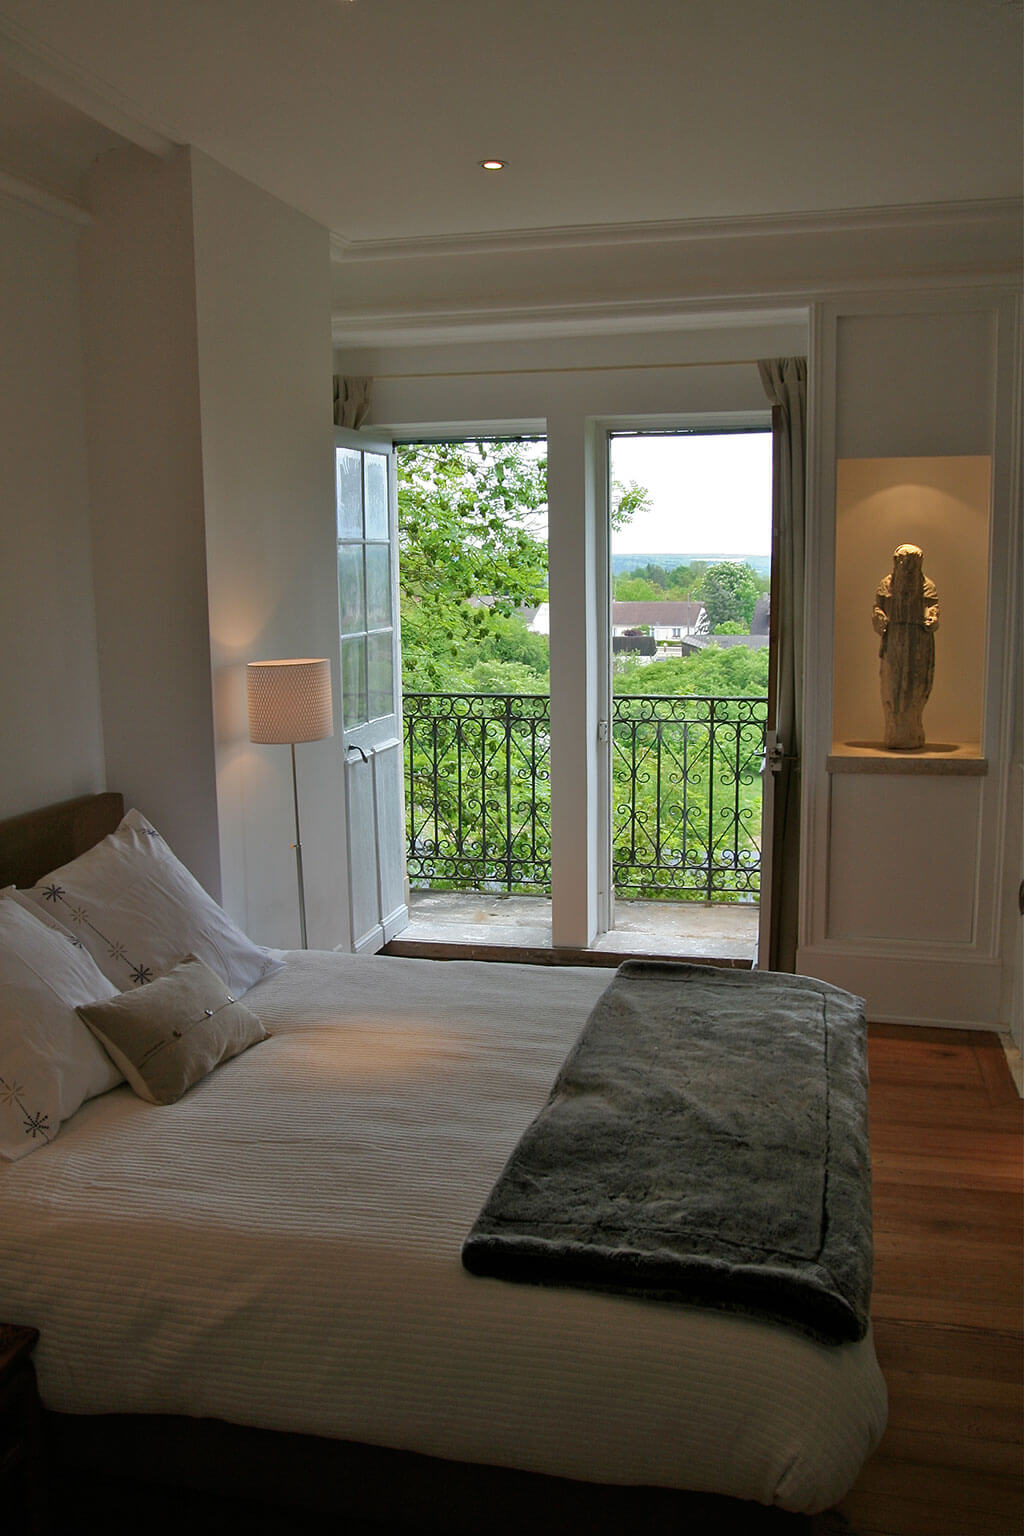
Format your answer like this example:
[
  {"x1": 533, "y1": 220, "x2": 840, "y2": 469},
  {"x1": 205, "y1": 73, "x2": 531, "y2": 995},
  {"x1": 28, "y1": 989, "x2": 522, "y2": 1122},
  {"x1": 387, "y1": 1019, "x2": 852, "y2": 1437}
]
[
  {"x1": 22, "y1": 809, "x2": 284, "y2": 996},
  {"x1": 0, "y1": 893, "x2": 123, "y2": 1161}
]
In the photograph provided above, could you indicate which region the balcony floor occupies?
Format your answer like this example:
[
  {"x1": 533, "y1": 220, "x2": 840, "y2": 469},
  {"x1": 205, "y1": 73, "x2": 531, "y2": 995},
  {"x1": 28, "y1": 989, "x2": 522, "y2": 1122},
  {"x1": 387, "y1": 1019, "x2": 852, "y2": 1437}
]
[{"x1": 384, "y1": 890, "x2": 759, "y2": 969}]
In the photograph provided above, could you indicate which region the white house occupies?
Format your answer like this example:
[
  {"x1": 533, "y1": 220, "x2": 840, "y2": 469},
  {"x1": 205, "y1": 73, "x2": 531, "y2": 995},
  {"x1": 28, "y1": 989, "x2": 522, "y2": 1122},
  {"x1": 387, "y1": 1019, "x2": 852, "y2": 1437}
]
[{"x1": 611, "y1": 601, "x2": 709, "y2": 643}]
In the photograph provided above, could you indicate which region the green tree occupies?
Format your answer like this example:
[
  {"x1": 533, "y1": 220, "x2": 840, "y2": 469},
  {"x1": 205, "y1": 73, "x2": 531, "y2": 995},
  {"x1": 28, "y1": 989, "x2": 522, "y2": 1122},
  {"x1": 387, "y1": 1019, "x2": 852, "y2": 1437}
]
[
  {"x1": 397, "y1": 440, "x2": 548, "y2": 688},
  {"x1": 694, "y1": 561, "x2": 760, "y2": 629},
  {"x1": 665, "y1": 561, "x2": 706, "y2": 598},
  {"x1": 465, "y1": 610, "x2": 549, "y2": 676},
  {"x1": 626, "y1": 561, "x2": 669, "y2": 588},
  {"x1": 613, "y1": 644, "x2": 769, "y2": 698},
  {"x1": 462, "y1": 658, "x2": 549, "y2": 695},
  {"x1": 614, "y1": 575, "x2": 662, "y2": 601},
  {"x1": 610, "y1": 479, "x2": 652, "y2": 531}
]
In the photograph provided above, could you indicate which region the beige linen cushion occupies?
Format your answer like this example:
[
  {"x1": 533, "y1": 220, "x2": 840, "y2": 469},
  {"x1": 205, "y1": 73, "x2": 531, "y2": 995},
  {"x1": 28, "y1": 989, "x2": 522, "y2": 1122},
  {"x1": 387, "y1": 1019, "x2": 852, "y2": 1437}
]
[{"x1": 77, "y1": 954, "x2": 268, "y2": 1105}]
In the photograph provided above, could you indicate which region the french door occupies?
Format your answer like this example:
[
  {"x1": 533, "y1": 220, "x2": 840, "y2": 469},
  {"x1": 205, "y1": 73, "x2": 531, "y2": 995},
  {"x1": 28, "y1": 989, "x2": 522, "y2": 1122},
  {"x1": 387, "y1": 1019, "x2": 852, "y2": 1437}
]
[{"x1": 335, "y1": 429, "x2": 408, "y2": 952}]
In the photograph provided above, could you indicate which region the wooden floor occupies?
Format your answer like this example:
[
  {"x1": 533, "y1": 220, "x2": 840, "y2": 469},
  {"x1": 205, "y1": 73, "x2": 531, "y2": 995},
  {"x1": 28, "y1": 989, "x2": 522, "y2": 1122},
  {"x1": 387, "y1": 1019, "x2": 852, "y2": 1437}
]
[{"x1": 837, "y1": 1026, "x2": 1023, "y2": 1536}]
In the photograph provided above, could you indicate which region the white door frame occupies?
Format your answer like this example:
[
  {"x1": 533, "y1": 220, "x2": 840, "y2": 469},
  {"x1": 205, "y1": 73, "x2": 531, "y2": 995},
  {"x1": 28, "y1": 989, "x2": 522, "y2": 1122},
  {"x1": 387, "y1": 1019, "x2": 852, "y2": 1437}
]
[
  {"x1": 335, "y1": 428, "x2": 409, "y2": 953},
  {"x1": 598, "y1": 414, "x2": 773, "y2": 953}
]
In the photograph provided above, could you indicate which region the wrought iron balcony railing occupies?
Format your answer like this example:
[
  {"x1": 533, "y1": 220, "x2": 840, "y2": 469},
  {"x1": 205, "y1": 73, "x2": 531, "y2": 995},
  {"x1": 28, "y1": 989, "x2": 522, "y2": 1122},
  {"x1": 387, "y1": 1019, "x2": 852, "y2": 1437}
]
[{"x1": 403, "y1": 691, "x2": 768, "y2": 903}]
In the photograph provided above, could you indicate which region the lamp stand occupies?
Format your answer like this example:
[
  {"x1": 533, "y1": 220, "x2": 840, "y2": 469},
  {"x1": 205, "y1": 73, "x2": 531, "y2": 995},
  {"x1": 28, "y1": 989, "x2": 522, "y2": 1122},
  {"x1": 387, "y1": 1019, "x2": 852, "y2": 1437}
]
[
  {"x1": 289, "y1": 741, "x2": 308, "y2": 949},
  {"x1": 246, "y1": 657, "x2": 333, "y2": 952}
]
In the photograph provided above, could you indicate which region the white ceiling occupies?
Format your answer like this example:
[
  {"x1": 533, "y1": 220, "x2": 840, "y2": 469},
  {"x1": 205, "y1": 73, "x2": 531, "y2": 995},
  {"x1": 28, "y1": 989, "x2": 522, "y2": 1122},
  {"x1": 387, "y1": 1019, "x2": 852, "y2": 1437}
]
[{"x1": 0, "y1": 0, "x2": 1020, "y2": 248}]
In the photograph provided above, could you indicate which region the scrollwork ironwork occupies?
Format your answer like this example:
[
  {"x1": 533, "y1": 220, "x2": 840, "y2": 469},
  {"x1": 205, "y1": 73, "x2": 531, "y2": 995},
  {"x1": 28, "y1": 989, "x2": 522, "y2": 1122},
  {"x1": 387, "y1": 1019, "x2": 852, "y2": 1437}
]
[{"x1": 403, "y1": 692, "x2": 767, "y2": 902}]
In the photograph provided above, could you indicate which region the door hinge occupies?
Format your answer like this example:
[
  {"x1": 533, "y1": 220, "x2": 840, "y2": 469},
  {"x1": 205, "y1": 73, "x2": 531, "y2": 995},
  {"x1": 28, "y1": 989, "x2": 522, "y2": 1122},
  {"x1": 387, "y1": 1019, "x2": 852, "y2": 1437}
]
[{"x1": 597, "y1": 719, "x2": 609, "y2": 743}]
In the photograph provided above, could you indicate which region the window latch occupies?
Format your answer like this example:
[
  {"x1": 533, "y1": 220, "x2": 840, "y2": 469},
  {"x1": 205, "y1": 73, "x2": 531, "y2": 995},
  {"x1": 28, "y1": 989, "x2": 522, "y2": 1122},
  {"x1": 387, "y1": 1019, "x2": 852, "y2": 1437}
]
[{"x1": 765, "y1": 730, "x2": 785, "y2": 773}]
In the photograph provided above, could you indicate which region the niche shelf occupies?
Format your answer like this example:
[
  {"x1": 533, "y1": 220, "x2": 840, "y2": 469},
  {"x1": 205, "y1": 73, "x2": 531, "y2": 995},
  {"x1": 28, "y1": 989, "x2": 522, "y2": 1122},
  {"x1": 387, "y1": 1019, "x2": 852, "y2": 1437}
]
[{"x1": 830, "y1": 454, "x2": 991, "y2": 772}]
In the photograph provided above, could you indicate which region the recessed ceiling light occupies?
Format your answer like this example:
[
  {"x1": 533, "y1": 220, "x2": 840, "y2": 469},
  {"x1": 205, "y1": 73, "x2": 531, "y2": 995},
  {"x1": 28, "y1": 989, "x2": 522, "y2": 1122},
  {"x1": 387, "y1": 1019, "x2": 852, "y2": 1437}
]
[{"x1": 479, "y1": 159, "x2": 507, "y2": 171}]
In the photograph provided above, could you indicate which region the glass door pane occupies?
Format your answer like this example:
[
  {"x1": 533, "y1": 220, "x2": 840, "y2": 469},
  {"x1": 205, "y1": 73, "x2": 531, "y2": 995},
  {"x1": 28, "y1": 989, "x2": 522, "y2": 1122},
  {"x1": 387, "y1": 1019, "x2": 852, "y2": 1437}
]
[
  {"x1": 339, "y1": 545, "x2": 365, "y2": 635},
  {"x1": 607, "y1": 428, "x2": 771, "y2": 964},
  {"x1": 337, "y1": 447, "x2": 363, "y2": 539},
  {"x1": 364, "y1": 544, "x2": 392, "y2": 629},
  {"x1": 364, "y1": 453, "x2": 389, "y2": 539}
]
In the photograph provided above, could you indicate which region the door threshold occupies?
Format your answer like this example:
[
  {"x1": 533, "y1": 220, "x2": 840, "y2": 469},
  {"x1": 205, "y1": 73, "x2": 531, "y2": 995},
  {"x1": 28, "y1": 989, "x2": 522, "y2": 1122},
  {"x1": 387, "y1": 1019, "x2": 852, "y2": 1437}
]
[
  {"x1": 382, "y1": 891, "x2": 758, "y2": 968},
  {"x1": 380, "y1": 936, "x2": 752, "y2": 969}
]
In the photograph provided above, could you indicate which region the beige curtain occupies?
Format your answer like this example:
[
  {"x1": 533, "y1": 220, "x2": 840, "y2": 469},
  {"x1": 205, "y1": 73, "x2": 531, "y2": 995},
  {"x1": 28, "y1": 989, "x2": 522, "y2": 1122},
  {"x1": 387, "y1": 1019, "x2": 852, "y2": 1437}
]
[
  {"x1": 333, "y1": 374, "x2": 372, "y2": 429},
  {"x1": 758, "y1": 358, "x2": 807, "y2": 973}
]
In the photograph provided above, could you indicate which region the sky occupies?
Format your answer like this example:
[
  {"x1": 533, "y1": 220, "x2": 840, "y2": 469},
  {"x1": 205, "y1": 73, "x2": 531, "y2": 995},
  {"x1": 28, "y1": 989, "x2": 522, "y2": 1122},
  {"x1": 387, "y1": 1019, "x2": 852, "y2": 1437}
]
[{"x1": 609, "y1": 431, "x2": 772, "y2": 556}]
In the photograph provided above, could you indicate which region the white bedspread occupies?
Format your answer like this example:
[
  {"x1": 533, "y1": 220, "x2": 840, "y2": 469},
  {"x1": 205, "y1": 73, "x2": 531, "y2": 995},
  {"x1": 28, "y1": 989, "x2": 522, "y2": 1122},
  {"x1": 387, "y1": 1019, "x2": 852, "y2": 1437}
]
[{"x1": 0, "y1": 951, "x2": 886, "y2": 1513}]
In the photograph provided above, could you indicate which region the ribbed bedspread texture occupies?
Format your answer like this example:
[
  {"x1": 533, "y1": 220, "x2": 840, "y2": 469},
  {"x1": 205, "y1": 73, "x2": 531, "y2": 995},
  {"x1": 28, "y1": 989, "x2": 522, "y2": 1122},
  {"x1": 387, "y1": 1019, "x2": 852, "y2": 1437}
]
[{"x1": 0, "y1": 952, "x2": 886, "y2": 1512}]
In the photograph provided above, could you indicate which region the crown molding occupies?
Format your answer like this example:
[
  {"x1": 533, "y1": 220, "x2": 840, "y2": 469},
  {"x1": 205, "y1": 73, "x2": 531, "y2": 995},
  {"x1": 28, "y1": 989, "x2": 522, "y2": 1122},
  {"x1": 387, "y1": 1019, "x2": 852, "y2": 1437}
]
[
  {"x1": 330, "y1": 198, "x2": 1022, "y2": 265},
  {"x1": 0, "y1": 166, "x2": 91, "y2": 224},
  {"x1": 331, "y1": 298, "x2": 813, "y2": 349},
  {"x1": 0, "y1": 16, "x2": 178, "y2": 158},
  {"x1": 331, "y1": 267, "x2": 1024, "y2": 349}
]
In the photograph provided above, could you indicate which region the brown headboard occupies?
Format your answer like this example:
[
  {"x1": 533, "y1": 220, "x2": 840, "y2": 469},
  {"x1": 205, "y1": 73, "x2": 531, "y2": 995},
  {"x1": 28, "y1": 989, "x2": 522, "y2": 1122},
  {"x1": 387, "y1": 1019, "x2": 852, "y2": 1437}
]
[{"x1": 0, "y1": 792, "x2": 124, "y2": 890}]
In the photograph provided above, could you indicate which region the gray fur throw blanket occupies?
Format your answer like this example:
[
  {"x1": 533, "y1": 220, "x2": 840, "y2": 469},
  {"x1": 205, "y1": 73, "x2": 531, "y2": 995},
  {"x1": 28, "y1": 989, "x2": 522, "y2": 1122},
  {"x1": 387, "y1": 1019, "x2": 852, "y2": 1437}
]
[{"x1": 462, "y1": 962, "x2": 873, "y2": 1344}]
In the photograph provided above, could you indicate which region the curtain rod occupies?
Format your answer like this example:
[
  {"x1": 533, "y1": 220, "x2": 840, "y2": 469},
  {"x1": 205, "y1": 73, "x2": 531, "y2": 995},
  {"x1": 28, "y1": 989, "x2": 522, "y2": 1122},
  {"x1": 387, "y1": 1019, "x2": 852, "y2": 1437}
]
[{"x1": 366, "y1": 357, "x2": 768, "y2": 382}]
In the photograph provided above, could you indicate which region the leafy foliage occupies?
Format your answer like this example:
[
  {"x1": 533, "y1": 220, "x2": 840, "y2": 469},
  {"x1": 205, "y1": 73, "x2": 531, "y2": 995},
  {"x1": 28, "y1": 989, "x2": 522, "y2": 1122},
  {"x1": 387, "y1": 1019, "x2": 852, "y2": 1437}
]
[
  {"x1": 396, "y1": 440, "x2": 548, "y2": 688},
  {"x1": 694, "y1": 561, "x2": 761, "y2": 628},
  {"x1": 610, "y1": 479, "x2": 653, "y2": 531},
  {"x1": 613, "y1": 560, "x2": 708, "y2": 600},
  {"x1": 614, "y1": 576, "x2": 663, "y2": 602},
  {"x1": 613, "y1": 643, "x2": 769, "y2": 698}
]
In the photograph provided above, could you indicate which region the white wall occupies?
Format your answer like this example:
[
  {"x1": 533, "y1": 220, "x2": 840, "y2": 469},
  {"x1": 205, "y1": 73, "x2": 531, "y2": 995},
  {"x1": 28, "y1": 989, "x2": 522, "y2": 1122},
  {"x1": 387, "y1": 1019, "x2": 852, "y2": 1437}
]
[
  {"x1": 190, "y1": 150, "x2": 347, "y2": 950},
  {"x1": 0, "y1": 196, "x2": 105, "y2": 817},
  {"x1": 79, "y1": 145, "x2": 347, "y2": 948},
  {"x1": 79, "y1": 146, "x2": 219, "y2": 891},
  {"x1": 801, "y1": 290, "x2": 1021, "y2": 1026}
]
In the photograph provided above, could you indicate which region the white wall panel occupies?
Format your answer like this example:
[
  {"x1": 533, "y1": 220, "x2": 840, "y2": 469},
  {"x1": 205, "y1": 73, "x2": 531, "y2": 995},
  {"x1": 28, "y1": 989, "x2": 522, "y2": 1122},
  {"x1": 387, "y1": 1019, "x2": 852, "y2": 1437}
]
[
  {"x1": 0, "y1": 197, "x2": 105, "y2": 817},
  {"x1": 79, "y1": 146, "x2": 220, "y2": 893},
  {"x1": 826, "y1": 775, "x2": 980, "y2": 944},
  {"x1": 190, "y1": 150, "x2": 346, "y2": 950},
  {"x1": 801, "y1": 289, "x2": 1020, "y2": 1027},
  {"x1": 835, "y1": 307, "x2": 996, "y2": 459}
]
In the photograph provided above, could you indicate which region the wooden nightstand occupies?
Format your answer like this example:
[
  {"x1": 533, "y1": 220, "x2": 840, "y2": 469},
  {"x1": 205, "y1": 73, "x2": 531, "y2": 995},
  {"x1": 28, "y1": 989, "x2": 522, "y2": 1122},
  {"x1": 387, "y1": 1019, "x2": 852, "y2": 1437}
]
[{"x1": 0, "y1": 1324, "x2": 47, "y2": 1534}]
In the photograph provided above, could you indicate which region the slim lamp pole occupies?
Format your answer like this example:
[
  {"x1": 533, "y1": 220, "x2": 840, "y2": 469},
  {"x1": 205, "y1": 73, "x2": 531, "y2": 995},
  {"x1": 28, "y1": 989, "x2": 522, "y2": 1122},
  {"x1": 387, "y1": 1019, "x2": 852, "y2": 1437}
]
[
  {"x1": 247, "y1": 658, "x2": 334, "y2": 952},
  {"x1": 289, "y1": 740, "x2": 308, "y2": 950}
]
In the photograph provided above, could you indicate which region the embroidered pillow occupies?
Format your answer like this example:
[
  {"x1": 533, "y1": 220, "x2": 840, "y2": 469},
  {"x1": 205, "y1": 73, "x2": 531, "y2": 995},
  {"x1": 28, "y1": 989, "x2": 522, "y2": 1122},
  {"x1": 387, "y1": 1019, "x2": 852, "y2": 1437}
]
[
  {"x1": 23, "y1": 809, "x2": 283, "y2": 996},
  {"x1": 77, "y1": 954, "x2": 268, "y2": 1105},
  {"x1": 0, "y1": 893, "x2": 123, "y2": 1161}
]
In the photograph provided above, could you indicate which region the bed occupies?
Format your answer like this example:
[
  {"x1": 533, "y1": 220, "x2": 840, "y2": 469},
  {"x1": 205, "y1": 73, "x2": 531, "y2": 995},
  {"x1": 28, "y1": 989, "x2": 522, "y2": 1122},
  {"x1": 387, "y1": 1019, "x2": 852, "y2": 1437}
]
[{"x1": 0, "y1": 793, "x2": 887, "y2": 1532}]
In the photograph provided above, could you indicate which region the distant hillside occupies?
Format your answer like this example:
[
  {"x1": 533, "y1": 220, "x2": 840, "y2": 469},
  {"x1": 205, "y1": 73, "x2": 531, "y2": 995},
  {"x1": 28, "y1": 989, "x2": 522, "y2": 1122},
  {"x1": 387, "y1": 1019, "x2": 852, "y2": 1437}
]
[{"x1": 612, "y1": 552, "x2": 771, "y2": 578}]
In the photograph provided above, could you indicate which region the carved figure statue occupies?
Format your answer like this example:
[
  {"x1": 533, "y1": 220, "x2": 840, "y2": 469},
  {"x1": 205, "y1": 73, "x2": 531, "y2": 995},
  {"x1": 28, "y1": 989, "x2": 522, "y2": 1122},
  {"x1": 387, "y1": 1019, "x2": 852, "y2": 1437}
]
[{"x1": 871, "y1": 545, "x2": 939, "y2": 750}]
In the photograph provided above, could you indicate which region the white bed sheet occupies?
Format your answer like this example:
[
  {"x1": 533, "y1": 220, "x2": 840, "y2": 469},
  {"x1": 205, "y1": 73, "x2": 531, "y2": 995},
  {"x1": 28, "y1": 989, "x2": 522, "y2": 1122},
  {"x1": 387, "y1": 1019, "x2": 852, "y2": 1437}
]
[{"x1": 0, "y1": 950, "x2": 886, "y2": 1513}]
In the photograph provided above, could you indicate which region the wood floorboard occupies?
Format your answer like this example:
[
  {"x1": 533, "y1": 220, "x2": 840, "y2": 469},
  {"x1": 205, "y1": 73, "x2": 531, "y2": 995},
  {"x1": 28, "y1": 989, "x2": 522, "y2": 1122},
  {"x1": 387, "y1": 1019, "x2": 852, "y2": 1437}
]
[{"x1": 837, "y1": 1025, "x2": 1023, "y2": 1536}]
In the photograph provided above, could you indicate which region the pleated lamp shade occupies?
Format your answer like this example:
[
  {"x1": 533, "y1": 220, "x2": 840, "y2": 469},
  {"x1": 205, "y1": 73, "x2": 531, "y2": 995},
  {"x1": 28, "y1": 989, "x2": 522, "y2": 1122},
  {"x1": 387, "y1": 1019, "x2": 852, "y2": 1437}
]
[{"x1": 247, "y1": 659, "x2": 334, "y2": 745}]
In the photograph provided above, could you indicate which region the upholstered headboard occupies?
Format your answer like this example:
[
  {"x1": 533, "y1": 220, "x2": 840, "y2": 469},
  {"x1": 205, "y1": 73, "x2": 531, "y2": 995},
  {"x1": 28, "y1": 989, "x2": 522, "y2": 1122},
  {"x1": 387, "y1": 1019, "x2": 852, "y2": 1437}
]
[{"x1": 0, "y1": 793, "x2": 124, "y2": 890}]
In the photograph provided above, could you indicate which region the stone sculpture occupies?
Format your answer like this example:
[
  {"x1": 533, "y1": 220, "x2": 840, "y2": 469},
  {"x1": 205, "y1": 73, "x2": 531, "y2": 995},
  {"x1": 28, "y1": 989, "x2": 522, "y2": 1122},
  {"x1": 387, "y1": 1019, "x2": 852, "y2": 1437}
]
[{"x1": 871, "y1": 544, "x2": 939, "y2": 750}]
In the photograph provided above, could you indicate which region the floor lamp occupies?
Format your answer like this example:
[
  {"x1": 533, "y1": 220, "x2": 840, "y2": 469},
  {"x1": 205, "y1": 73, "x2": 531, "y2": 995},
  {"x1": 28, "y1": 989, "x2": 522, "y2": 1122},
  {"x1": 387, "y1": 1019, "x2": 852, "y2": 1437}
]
[{"x1": 247, "y1": 658, "x2": 334, "y2": 949}]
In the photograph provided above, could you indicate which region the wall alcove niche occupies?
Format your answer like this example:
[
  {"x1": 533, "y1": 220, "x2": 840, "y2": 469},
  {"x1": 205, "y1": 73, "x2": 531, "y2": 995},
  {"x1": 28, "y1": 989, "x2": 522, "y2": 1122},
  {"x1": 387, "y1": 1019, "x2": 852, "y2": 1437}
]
[{"x1": 828, "y1": 455, "x2": 991, "y2": 778}]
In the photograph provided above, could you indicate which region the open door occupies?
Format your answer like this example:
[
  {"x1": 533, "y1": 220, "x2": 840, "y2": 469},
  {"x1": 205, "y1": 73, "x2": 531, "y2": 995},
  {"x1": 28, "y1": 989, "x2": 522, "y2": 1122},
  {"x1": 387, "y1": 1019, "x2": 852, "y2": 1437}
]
[{"x1": 335, "y1": 429, "x2": 409, "y2": 952}]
